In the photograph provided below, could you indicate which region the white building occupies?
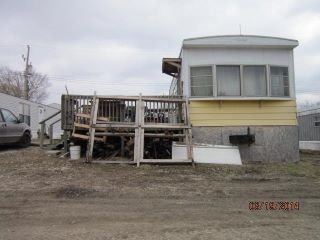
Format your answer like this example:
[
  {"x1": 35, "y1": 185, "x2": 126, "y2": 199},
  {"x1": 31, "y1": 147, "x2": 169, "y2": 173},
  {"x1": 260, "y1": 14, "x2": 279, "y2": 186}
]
[
  {"x1": 0, "y1": 92, "x2": 62, "y2": 139},
  {"x1": 163, "y1": 35, "x2": 299, "y2": 162}
]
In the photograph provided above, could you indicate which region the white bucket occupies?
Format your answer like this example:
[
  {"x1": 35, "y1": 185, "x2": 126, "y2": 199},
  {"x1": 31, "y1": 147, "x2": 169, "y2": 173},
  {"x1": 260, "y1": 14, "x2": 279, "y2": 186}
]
[{"x1": 70, "y1": 145, "x2": 81, "y2": 160}]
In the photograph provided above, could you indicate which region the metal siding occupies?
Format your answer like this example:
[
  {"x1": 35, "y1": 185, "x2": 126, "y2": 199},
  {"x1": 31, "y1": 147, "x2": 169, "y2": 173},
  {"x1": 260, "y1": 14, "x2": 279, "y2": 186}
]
[{"x1": 298, "y1": 113, "x2": 320, "y2": 141}]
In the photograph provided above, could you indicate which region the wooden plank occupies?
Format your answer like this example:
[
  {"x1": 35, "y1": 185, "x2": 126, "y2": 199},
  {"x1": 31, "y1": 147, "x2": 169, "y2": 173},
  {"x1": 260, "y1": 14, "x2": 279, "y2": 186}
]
[
  {"x1": 72, "y1": 133, "x2": 89, "y2": 140},
  {"x1": 72, "y1": 133, "x2": 105, "y2": 142},
  {"x1": 134, "y1": 128, "x2": 140, "y2": 164},
  {"x1": 137, "y1": 95, "x2": 143, "y2": 167},
  {"x1": 93, "y1": 123, "x2": 136, "y2": 128},
  {"x1": 76, "y1": 113, "x2": 109, "y2": 122},
  {"x1": 140, "y1": 159, "x2": 192, "y2": 163},
  {"x1": 93, "y1": 132, "x2": 186, "y2": 138},
  {"x1": 97, "y1": 116, "x2": 109, "y2": 122},
  {"x1": 74, "y1": 122, "x2": 90, "y2": 129},
  {"x1": 91, "y1": 160, "x2": 135, "y2": 164},
  {"x1": 86, "y1": 97, "x2": 100, "y2": 162},
  {"x1": 95, "y1": 132, "x2": 135, "y2": 137},
  {"x1": 76, "y1": 113, "x2": 91, "y2": 118},
  {"x1": 134, "y1": 97, "x2": 141, "y2": 165},
  {"x1": 39, "y1": 110, "x2": 61, "y2": 124},
  {"x1": 143, "y1": 124, "x2": 190, "y2": 129}
]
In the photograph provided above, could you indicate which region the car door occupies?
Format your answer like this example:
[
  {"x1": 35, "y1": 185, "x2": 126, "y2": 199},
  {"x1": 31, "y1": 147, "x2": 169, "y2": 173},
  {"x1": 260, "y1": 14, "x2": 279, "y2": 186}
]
[
  {"x1": 1, "y1": 109, "x2": 22, "y2": 143},
  {"x1": 0, "y1": 109, "x2": 7, "y2": 143}
]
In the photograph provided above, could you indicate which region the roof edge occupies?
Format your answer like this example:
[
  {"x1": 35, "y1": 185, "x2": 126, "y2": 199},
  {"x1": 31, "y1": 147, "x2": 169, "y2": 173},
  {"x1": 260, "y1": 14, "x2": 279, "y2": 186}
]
[{"x1": 183, "y1": 35, "x2": 298, "y2": 43}]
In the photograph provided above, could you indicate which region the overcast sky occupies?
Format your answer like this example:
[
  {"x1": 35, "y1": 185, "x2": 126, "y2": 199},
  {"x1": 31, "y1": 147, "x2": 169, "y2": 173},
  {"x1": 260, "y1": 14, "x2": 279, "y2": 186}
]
[{"x1": 0, "y1": 0, "x2": 319, "y2": 105}]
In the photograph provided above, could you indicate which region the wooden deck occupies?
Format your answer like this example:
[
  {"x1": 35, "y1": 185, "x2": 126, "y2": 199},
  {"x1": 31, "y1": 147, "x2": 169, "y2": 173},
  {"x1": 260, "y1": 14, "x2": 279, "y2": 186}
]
[{"x1": 61, "y1": 94, "x2": 193, "y2": 166}]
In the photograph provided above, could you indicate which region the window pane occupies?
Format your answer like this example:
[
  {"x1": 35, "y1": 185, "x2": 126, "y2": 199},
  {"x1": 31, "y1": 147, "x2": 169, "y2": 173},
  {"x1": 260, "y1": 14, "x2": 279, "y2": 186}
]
[
  {"x1": 270, "y1": 66, "x2": 289, "y2": 97},
  {"x1": 190, "y1": 66, "x2": 213, "y2": 97},
  {"x1": 1, "y1": 109, "x2": 17, "y2": 123},
  {"x1": 191, "y1": 66, "x2": 212, "y2": 76},
  {"x1": 217, "y1": 66, "x2": 240, "y2": 96},
  {"x1": 243, "y1": 66, "x2": 267, "y2": 96}
]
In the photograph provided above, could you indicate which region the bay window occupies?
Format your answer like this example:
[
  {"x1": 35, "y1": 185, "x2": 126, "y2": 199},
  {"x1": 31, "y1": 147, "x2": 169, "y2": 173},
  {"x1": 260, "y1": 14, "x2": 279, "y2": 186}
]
[{"x1": 189, "y1": 65, "x2": 290, "y2": 98}]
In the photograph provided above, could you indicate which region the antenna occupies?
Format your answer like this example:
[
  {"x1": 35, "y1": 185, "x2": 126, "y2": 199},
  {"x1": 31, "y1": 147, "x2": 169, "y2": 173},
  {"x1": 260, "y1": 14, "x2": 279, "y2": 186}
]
[
  {"x1": 65, "y1": 85, "x2": 69, "y2": 95},
  {"x1": 239, "y1": 24, "x2": 242, "y2": 35}
]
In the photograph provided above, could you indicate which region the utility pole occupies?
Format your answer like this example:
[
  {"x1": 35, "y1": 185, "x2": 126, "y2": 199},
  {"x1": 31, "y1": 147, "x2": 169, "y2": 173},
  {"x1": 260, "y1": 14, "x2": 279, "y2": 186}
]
[{"x1": 23, "y1": 45, "x2": 30, "y2": 100}]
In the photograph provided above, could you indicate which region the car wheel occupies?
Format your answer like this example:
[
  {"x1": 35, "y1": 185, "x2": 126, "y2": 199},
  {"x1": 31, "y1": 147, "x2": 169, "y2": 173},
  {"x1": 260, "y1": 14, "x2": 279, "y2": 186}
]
[{"x1": 20, "y1": 132, "x2": 31, "y2": 147}]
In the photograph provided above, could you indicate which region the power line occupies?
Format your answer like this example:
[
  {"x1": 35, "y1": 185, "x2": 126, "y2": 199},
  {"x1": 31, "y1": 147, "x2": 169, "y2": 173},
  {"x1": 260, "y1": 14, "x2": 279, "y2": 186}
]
[{"x1": 0, "y1": 43, "x2": 177, "y2": 55}]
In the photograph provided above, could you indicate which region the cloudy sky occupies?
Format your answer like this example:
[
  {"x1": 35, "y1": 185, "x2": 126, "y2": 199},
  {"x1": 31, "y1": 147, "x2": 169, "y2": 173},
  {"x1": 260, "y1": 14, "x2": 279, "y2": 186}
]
[{"x1": 0, "y1": 0, "x2": 319, "y2": 105}]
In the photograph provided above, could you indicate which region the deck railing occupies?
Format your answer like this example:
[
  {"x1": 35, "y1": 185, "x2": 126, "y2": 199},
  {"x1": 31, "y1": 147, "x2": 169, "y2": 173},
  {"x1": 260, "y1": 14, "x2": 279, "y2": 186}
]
[{"x1": 61, "y1": 94, "x2": 185, "y2": 130}]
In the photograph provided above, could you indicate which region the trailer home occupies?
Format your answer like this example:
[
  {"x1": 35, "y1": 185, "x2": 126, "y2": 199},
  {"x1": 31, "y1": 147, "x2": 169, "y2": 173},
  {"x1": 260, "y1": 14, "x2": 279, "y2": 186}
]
[{"x1": 163, "y1": 35, "x2": 299, "y2": 162}]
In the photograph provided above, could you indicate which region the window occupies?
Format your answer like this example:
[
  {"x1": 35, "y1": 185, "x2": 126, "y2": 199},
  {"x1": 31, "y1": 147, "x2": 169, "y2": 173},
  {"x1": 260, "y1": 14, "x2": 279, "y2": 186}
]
[
  {"x1": 190, "y1": 66, "x2": 213, "y2": 97},
  {"x1": 270, "y1": 66, "x2": 289, "y2": 97},
  {"x1": 314, "y1": 116, "x2": 320, "y2": 127},
  {"x1": 189, "y1": 64, "x2": 291, "y2": 98},
  {"x1": 1, "y1": 109, "x2": 18, "y2": 123},
  {"x1": 217, "y1": 66, "x2": 240, "y2": 96},
  {"x1": 243, "y1": 66, "x2": 267, "y2": 96}
]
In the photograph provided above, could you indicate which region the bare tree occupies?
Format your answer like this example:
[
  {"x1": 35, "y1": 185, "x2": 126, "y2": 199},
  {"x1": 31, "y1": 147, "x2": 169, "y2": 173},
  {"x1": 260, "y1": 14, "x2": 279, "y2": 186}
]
[{"x1": 0, "y1": 66, "x2": 50, "y2": 103}]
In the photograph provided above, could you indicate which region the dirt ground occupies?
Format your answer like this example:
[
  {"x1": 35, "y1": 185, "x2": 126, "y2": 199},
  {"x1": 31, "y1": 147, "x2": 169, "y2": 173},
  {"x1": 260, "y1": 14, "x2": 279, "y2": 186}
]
[{"x1": 0, "y1": 146, "x2": 319, "y2": 240}]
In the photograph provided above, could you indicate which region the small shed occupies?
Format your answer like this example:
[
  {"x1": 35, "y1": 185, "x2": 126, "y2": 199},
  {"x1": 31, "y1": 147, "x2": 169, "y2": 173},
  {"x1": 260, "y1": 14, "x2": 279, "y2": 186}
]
[
  {"x1": 298, "y1": 108, "x2": 320, "y2": 141},
  {"x1": 298, "y1": 108, "x2": 320, "y2": 151}
]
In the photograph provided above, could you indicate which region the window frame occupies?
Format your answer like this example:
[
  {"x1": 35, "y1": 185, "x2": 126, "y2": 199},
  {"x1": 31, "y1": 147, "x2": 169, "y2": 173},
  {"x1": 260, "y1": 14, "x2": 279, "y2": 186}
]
[
  {"x1": 269, "y1": 65, "x2": 290, "y2": 97},
  {"x1": 216, "y1": 65, "x2": 241, "y2": 97},
  {"x1": 189, "y1": 65, "x2": 215, "y2": 97},
  {"x1": 189, "y1": 64, "x2": 291, "y2": 99},
  {"x1": 242, "y1": 65, "x2": 268, "y2": 97}
]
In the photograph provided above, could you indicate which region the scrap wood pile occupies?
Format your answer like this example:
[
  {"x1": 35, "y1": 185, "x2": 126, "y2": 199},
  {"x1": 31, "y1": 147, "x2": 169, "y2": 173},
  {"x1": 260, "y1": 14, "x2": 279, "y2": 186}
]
[{"x1": 71, "y1": 130, "x2": 180, "y2": 160}]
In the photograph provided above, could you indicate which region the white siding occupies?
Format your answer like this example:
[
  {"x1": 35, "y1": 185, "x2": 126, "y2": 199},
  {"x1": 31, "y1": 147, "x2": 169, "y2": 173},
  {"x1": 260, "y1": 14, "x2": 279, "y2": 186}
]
[
  {"x1": 0, "y1": 93, "x2": 62, "y2": 139},
  {"x1": 181, "y1": 47, "x2": 296, "y2": 98}
]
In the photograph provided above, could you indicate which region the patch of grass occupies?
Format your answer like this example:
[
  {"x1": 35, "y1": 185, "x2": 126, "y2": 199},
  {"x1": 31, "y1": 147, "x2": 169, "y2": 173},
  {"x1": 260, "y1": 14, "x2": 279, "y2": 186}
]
[
  {"x1": 192, "y1": 154, "x2": 320, "y2": 179},
  {"x1": 250, "y1": 157, "x2": 320, "y2": 178}
]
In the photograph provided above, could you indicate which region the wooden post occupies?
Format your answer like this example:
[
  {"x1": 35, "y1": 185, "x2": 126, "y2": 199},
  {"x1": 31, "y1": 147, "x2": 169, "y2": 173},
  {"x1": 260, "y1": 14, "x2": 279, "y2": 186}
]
[
  {"x1": 63, "y1": 130, "x2": 68, "y2": 153},
  {"x1": 40, "y1": 123, "x2": 45, "y2": 149},
  {"x1": 49, "y1": 125, "x2": 53, "y2": 145},
  {"x1": 138, "y1": 95, "x2": 145, "y2": 167},
  {"x1": 185, "y1": 98, "x2": 194, "y2": 165},
  {"x1": 86, "y1": 95, "x2": 99, "y2": 162},
  {"x1": 134, "y1": 98, "x2": 140, "y2": 165}
]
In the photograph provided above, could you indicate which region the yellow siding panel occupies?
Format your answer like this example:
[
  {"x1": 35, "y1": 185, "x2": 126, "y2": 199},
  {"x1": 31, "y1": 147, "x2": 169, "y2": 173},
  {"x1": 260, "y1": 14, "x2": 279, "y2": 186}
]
[
  {"x1": 190, "y1": 100, "x2": 297, "y2": 108},
  {"x1": 190, "y1": 113, "x2": 297, "y2": 120},
  {"x1": 189, "y1": 100, "x2": 297, "y2": 126},
  {"x1": 190, "y1": 106, "x2": 297, "y2": 114}
]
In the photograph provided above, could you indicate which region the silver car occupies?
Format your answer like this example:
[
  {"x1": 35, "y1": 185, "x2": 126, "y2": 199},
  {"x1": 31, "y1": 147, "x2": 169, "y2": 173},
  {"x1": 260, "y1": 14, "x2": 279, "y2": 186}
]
[{"x1": 0, "y1": 108, "x2": 32, "y2": 147}]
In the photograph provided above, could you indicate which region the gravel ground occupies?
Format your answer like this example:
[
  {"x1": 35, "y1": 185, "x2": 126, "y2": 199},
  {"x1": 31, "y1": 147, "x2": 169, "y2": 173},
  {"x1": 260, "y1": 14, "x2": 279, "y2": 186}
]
[{"x1": 0, "y1": 146, "x2": 319, "y2": 240}]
